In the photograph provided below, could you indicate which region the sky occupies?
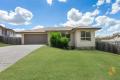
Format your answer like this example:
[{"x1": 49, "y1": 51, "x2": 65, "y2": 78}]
[{"x1": 0, "y1": 0, "x2": 120, "y2": 37}]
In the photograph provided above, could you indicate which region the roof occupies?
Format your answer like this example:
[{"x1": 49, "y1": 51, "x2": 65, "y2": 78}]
[
  {"x1": 19, "y1": 28, "x2": 46, "y2": 33},
  {"x1": 75, "y1": 26, "x2": 101, "y2": 30},
  {"x1": 45, "y1": 27, "x2": 73, "y2": 31},
  {"x1": 18, "y1": 26, "x2": 101, "y2": 33},
  {"x1": 17, "y1": 27, "x2": 73, "y2": 33}
]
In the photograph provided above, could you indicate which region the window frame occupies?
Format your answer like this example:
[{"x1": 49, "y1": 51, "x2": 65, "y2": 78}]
[{"x1": 81, "y1": 31, "x2": 91, "y2": 41}]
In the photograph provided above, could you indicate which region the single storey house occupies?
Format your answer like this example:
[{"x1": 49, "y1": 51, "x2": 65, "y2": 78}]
[{"x1": 18, "y1": 26, "x2": 100, "y2": 48}]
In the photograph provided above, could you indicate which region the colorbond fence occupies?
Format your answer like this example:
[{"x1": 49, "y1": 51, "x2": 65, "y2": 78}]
[
  {"x1": 96, "y1": 41, "x2": 120, "y2": 54},
  {"x1": 0, "y1": 36, "x2": 21, "y2": 45}
]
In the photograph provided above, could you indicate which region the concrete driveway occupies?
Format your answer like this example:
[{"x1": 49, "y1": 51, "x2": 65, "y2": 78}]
[{"x1": 0, "y1": 45, "x2": 43, "y2": 72}]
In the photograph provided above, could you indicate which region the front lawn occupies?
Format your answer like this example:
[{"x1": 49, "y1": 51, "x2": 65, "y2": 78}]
[
  {"x1": 0, "y1": 46, "x2": 120, "y2": 80},
  {"x1": 0, "y1": 42, "x2": 10, "y2": 47}
]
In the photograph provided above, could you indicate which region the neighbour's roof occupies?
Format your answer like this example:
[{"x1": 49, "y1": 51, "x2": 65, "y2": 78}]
[
  {"x1": 99, "y1": 33, "x2": 120, "y2": 41},
  {"x1": 0, "y1": 25, "x2": 5, "y2": 29},
  {"x1": 0, "y1": 25, "x2": 15, "y2": 32},
  {"x1": 17, "y1": 26, "x2": 101, "y2": 33},
  {"x1": 6, "y1": 28, "x2": 15, "y2": 32}
]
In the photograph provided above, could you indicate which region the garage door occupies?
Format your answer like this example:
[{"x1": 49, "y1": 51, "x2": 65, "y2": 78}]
[{"x1": 24, "y1": 34, "x2": 48, "y2": 44}]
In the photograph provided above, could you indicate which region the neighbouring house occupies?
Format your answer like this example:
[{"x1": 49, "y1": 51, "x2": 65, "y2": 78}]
[
  {"x1": 99, "y1": 33, "x2": 120, "y2": 46},
  {"x1": 0, "y1": 25, "x2": 15, "y2": 37},
  {"x1": 6, "y1": 29, "x2": 15, "y2": 37},
  {"x1": 15, "y1": 33, "x2": 22, "y2": 37},
  {"x1": 18, "y1": 26, "x2": 100, "y2": 48}
]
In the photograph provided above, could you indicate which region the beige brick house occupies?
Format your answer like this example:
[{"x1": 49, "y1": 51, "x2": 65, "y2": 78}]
[{"x1": 18, "y1": 26, "x2": 100, "y2": 48}]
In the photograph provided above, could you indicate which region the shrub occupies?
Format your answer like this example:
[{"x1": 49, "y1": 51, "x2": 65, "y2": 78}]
[
  {"x1": 59, "y1": 37, "x2": 69, "y2": 49},
  {"x1": 50, "y1": 32, "x2": 69, "y2": 49}
]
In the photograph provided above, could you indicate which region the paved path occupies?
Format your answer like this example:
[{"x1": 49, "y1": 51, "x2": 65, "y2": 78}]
[{"x1": 0, "y1": 45, "x2": 43, "y2": 72}]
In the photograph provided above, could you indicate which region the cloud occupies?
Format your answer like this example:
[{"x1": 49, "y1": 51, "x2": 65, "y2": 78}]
[
  {"x1": 106, "y1": 23, "x2": 120, "y2": 35},
  {"x1": 32, "y1": 25, "x2": 44, "y2": 29},
  {"x1": 96, "y1": 0, "x2": 111, "y2": 6},
  {"x1": 67, "y1": 8, "x2": 82, "y2": 21},
  {"x1": 13, "y1": 28, "x2": 25, "y2": 31},
  {"x1": 63, "y1": 8, "x2": 120, "y2": 37},
  {"x1": 106, "y1": 0, "x2": 111, "y2": 3},
  {"x1": 94, "y1": 15, "x2": 120, "y2": 36},
  {"x1": 95, "y1": 15, "x2": 119, "y2": 27},
  {"x1": 79, "y1": 12, "x2": 94, "y2": 25},
  {"x1": 63, "y1": 8, "x2": 83, "y2": 27},
  {"x1": 14, "y1": 25, "x2": 45, "y2": 31},
  {"x1": 97, "y1": 0, "x2": 105, "y2": 6},
  {"x1": 107, "y1": 24, "x2": 120, "y2": 32},
  {"x1": 92, "y1": 9, "x2": 100, "y2": 16},
  {"x1": 96, "y1": 0, "x2": 120, "y2": 14},
  {"x1": 47, "y1": 0, "x2": 53, "y2": 5},
  {"x1": 46, "y1": 0, "x2": 67, "y2": 5},
  {"x1": 58, "y1": 0, "x2": 67, "y2": 2},
  {"x1": 63, "y1": 8, "x2": 99, "y2": 27},
  {"x1": 110, "y1": 0, "x2": 120, "y2": 14},
  {"x1": 0, "y1": 7, "x2": 33, "y2": 25},
  {"x1": 95, "y1": 16, "x2": 109, "y2": 26}
]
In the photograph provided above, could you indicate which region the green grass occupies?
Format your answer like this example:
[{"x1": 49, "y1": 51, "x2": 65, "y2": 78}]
[
  {"x1": 0, "y1": 42, "x2": 10, "y2": 47},
  {"x1": 0, "y1": 46, "x2": 120, "y2": 80}
]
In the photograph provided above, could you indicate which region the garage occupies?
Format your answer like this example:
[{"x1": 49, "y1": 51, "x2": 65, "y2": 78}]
[{"x1": 24, "y1": 34, "x2": 48, "y2": 44}]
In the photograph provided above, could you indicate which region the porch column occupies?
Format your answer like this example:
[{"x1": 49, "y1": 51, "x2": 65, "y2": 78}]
[
  {"x1": 47, "y1": 32, "x2": 51, "y2": 46},
  {"x1": 21, "y1": 34, "x2": 24, "y2": 45}
]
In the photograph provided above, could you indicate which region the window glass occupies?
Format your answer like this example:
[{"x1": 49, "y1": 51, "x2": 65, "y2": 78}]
[
  {"x1": 86, "y1": 38, "x2": 91, "y2": 41},
  {"x1": 86, "y1": 32, "x2": 91, "y2": 37},
  {"x1": 81, "y1": 31, "x2": 85, "y2": 37}
]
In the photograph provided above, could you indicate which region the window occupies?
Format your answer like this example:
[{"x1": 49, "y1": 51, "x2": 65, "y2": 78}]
[
  {"x1": 81, "y1": 31, "x2": 91, "y2": 41},
  {"x1": 61, "y1": 32, "x2": 70, "y2": 38}
]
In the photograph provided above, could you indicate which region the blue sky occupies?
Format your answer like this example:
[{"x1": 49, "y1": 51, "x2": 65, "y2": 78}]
[{"x1": 0, "y1": 0, "x2": 120, "y2": 36}]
